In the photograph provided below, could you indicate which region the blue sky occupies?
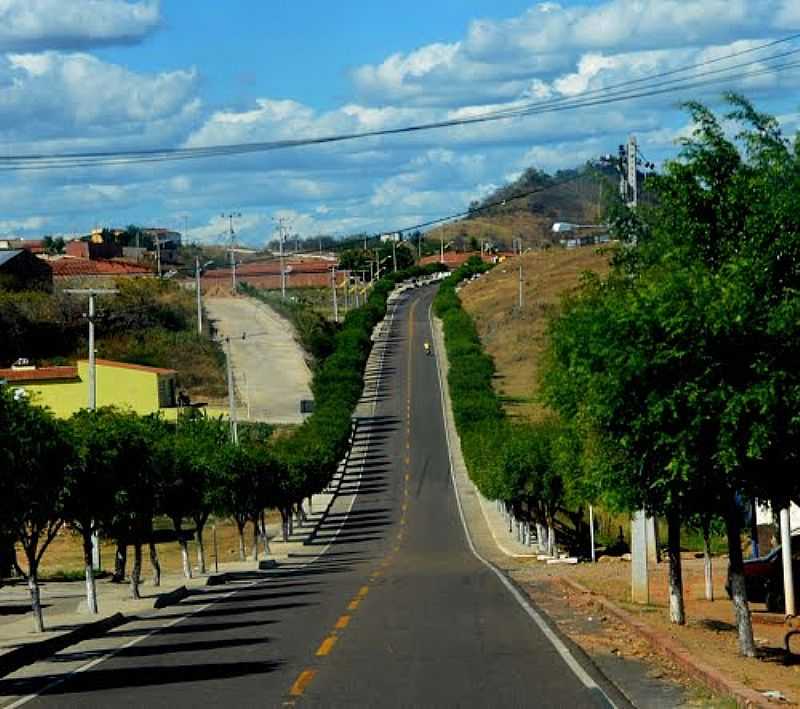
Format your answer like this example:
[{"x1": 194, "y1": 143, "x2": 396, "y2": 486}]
[{"x1": 0, "y1": 0, "x2": 799, "y2": 244}]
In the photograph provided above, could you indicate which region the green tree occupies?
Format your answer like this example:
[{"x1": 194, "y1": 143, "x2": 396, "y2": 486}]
[
  {"x1": 0, "y1": 390, "x2": 75, "y2": 631},
  {"x1": 65, "y1": 409, "x2": 125, "y2": 613},
  {"x1": 543, "y1": 95, "x2": 800, "y2": 655}
]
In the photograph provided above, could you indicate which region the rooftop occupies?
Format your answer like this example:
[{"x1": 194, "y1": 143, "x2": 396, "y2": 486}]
[
  {"x1": 0, "y1": 365, "x2": 79, "y2": 383},
  {"x1": 52, "y1": 257, "x2": 152, "y2": 277}
]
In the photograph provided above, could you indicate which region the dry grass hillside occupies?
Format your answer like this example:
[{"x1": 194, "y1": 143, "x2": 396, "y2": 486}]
[{"x1": 459, "y1": 246, "x2": 610, "y2": 422}]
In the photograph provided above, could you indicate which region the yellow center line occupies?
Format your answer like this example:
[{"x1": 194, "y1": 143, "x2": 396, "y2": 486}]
[
  {"x1": 335, "y1": 615, "x2": 351, "y2": 630},
  {"x1": 348, "y1": 598, "x2": 361, "y2": 610},
  {"x1": 290, "y1": 669, "x2": 317, "y2": 696},
  {"x1": 316, "y1": 635, "x2": 337, "y2": 656},
  {"x1": 357, "y1": 585, "x2": 370, "y2": 598}
]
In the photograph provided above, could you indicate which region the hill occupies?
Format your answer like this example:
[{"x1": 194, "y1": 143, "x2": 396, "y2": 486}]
[
  {"x1": 426, "y1": 166, "x2": 613, "y2": 252},
  {"x1": 458, "y1": 246, "x2": 610, "y2": 422}
]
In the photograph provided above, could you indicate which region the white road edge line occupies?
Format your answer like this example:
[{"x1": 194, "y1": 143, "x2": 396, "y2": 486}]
[
  {"x1": 3, "y1": 315, "x2": 397, "y2": 709},
  {"x1": 427, "y1": 299, "x2": 617, "y2": 708}
]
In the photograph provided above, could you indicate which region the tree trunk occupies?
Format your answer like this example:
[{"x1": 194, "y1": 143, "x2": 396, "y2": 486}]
[
  {"x1": 28, "y1": 571, "x2": 45, "y2": 633},
  {"x1": 196, "y1": 526, "x2": 206, "y2": 574},
  {"x1": 666, "y1": 512, "x2": 686, "y2": 625},
  {"x1": 725, "y1": 499, "x2": 756, "y2": 657},
  {"x1": 179, "y1": 539, "x2": 192, "y2": 579},
  {"x1": 237, "y1": 521, "x2": 246, "y2": 561},
  {"x1": 261, "y1": 511, "x2": 270, "y2": 554},
  {"x1": 149, "y1": 542, "x2": 161, "y2": 587},
  {"x1": 280, "y1": 507, "x2": 289, "y2": 542},
  {"x1": 703, "y1": 530, "x2": 714, "y2": 602},
  {"x1": 251, "y1": 518, "x2": 259, "y2": 561},
  {"x1": 82, "y1": 531, "x2": 98, "y2": 614},
  {"x1": 130, "y1": 543, "x2": 142, "y2": 600},
  {"x1": 113, "y1": 541, "x2": 127, "y2": 583}
]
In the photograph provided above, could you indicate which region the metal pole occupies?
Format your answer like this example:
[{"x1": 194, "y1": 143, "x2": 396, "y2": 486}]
[
  {"x1": 440, "y1": 232, "x2": 444, "y2": 264},
  {"x1": 195, "y1": 257, "x2": 203, "y2": 335},
  {"x1": 518, "y1": 263, "x2": 523, "y2": 310},
  {"x1": 627, "y1": 134, "x2": 638, "y2": 208},
  {"x1": 589, "y1": 505, "x2": 596, "y2": 563},
  {"x1": 279, "y1": 227, "x2": 286, "y2": 300},
  {"x1": 392, "y1": 239, "x2": 397, "y2": 272},
  {"x1": 225, "y1": 337, "x2": 238, "y2": 444},
  {"x1": 155, "y1": 236, "x2": 162, "y2": 278},
  {"x1": 88, "y1": 293, "x2": 96, "y2": 410},
  {"x1": 331, "y1": 268, "x2": 339, "y2": 322}
]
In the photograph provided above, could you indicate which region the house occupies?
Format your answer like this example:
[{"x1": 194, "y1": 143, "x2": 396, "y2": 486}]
[
  {"x1": 0, "y1": 250, "x2": 53, "y2": 291},
  {"x1": 0, "y1": 238, "x2": 45, "y2": 254},
  {"x1": 0, "y1": 359, "x2": 180, "y2": 419},
  {"x1": 65, "y1": 239, "x2": 123, "y2": 260},
  {"x1": 52, "y1": 257, "x2": 153, "y2": 288}
]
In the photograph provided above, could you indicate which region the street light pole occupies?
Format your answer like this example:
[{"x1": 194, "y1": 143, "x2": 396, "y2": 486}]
[
  {"x1": 331, "y1": 267, "x2": 339, "y2": 323},
  {"x1": 195, "y1": 257, "x2": 203, "y2": 335},
  {"x1": 224, "y1": 336, "x2": 239, "y2": 445},
  {"x1": 222, "y1": 212, "x2": 241, "y2": 294}
]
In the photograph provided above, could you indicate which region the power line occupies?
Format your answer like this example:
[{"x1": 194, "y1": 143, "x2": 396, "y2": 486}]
[{"x1": 1, "y1": 34, "x2": 799, "y2": 171}]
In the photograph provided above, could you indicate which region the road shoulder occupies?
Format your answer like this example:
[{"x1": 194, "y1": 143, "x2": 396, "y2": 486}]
[{"x1": 430, "y1": 310, "x2": 722, "y2": 708}]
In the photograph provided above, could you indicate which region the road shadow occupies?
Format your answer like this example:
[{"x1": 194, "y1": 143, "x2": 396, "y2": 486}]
[{"x1": 0, "y1": 660, "x2": 283, "y2": 697}]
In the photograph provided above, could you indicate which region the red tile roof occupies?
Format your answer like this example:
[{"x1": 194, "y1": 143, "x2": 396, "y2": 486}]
[
  {"x1": 87, "y1": 359, "x2": 176, "y2": 375},
  {"x1": 206, "y1": 259, "x2": 335, "y2": 278},
  {"x1": 0, "y1": 366, "x2": 79, "y2": 382},
  {"x1": 52, "y1": 258, "x2": 153, "y2": 277}
]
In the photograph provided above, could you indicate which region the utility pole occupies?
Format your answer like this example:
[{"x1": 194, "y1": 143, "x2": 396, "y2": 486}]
[
  {"x1": 440, "y1": 232, "x2": 445, "y2": 264},
  {"x1": 195, "y1": 257, "x2": 203, "y2": 335},
  {"x1": 518, "y1": 262, "x2": 523, "y2": 310},
  {"x1": 331, "y1": 267, "x2": 339, "y2": 323},
  {"x1": 224, "y1": 336, "x2": 239, "y2": 444},
  {"x1": 222, "y1": 212, "x2": 241, "y2": 294},
  {"x1": 154, "y1": 233, "x2": 162, "y2": 278},
  {"x1": 626, "y1": 134, "x2": 638, "y2": 208},
  {"x1": 391, "y1": 237, "x2": 397, "y2": 272},
  {"x1": 274, "y1": 217, "x2": 288, "y2": 300},
  {"x1": 64, "y1": 287, "x2": 118, "y2": 572},
  {"x1": 64, "y1": 288, "x2": 119, "y2": 410}
]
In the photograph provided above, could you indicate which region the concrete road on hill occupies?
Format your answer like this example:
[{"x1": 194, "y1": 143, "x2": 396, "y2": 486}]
[
  {"x1": 205, "y1": 296, "x2": 312, "y2": 424},
  {"x1": 0, "y1": 286, "x2": 624, "y2": 708}
]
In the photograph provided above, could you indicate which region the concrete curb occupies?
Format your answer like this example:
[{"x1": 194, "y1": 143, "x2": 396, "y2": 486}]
[
  {"x1": 152, "y1": 585, "x2": 189, "y2": 610},
  {"x1": 558, "y1": 577, "x2": 770, "y2": 709},
  {"x1": 305, "y1": 419, "x2": 357, "y2": 545},
  {"x1": 0, "y1": 612, "x2": 127, "y2": 679}
]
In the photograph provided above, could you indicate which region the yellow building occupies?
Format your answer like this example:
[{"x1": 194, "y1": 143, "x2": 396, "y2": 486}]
[{"x1": 0, "y1": 359, "x2": 180, "y2": 420}]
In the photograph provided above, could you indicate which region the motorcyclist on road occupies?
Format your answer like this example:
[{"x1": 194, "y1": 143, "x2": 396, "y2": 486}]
[{"x1": 423, "y1": 341, "x2": 432, "y2": 356}]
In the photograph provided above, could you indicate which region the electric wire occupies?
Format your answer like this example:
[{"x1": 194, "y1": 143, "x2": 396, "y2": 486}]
[{"x1": 1, "y1": 34, "x2": 799, "y2": 171}]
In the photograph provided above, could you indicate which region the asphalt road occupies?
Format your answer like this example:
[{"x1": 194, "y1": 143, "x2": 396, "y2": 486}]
[{"x1": 1, "y1": 285, "x2": 622, "y2": 708}]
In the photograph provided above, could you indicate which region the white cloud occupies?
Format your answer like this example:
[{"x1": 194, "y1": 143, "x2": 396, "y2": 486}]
[
  {"x1": 0, "y1": 0, "x2": 159, "y2": 52},
  {"x1": 0, "y1": 215, "x2": 48, "y2": 234}
]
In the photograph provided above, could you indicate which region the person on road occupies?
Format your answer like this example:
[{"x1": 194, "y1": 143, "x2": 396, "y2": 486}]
[{"x1": 424, "y1": 341, "x2": 432, "y2": 356}]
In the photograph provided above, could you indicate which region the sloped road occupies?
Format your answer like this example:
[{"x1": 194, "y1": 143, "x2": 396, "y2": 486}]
[{"x1": 0, "y1": 285, "x2": 624, "y2": 708}]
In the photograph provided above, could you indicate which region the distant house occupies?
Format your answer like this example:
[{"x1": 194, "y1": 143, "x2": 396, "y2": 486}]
[
  {"x1": 418, "y1": 251, "x2": 496, "y2": 270},
  {"x1": 0, "y1": 238, "x2": 45, "y2": 254},
  {"x1": 0, "y1": 359, "x2": 179, "y2": 419},
  {"x1": 65, "y1": 239, "x2": 123, "y2": 260},
  {"x1": 52, "y1": 257, "x2": 153, "y2": 288},
  {"x1": 0, "y1": 250, "x2": 53, "y2": 291}
]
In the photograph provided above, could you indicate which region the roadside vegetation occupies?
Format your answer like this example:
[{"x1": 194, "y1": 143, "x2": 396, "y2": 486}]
[
  {"x1": 437, "y1": 96, "x2": 800, "y2": 659},
  {"x1": 2, "y1": 263, "x2": 441, "y2": 632}
]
